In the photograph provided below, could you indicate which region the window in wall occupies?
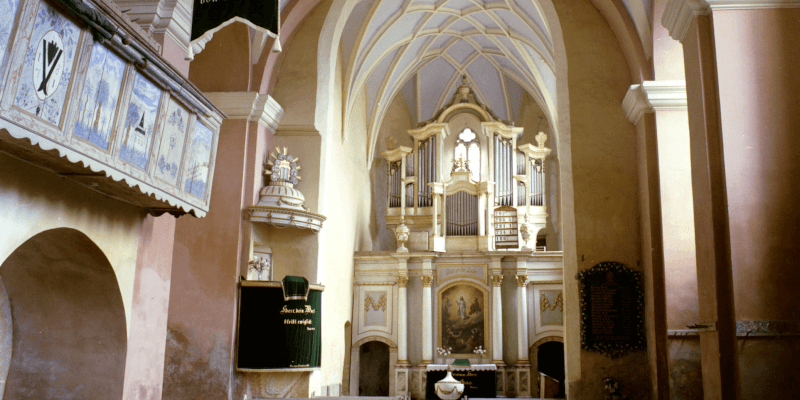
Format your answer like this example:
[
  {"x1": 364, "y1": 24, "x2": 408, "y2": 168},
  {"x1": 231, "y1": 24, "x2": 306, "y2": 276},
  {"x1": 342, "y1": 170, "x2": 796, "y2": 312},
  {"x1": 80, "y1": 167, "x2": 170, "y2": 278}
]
[{"x1": 454, "y1": 128, "x2": 480, "y2": 181}]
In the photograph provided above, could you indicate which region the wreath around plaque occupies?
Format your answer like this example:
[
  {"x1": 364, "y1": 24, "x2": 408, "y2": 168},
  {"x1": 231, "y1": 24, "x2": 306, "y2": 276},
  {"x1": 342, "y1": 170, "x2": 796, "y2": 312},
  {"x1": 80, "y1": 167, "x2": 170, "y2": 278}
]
[{"x1": 577, "y1": 261, "x2": 645, "y2": 358}]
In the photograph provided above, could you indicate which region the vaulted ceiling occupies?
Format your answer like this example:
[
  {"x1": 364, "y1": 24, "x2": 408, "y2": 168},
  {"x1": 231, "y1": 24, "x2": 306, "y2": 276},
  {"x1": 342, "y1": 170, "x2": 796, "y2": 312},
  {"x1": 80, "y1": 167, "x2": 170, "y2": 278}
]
[{"x1": 276, "y1": 0, "x2": 653, "y2": 153}]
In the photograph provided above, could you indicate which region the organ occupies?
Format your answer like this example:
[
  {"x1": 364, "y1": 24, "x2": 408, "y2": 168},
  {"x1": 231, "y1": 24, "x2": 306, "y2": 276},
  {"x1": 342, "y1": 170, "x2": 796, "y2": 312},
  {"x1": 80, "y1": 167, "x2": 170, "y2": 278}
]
[{"x1": 382, "y1": 77, "x2": 552, "y2": 253}]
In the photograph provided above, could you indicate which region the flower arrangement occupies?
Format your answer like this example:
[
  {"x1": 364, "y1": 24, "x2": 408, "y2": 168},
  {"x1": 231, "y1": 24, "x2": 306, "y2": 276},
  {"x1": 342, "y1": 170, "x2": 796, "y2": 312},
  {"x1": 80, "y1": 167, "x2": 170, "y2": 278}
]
[
  {"x1": 602, "y1": 378, "x2": 629, "y2": 400},
  {"x1": 436, "y1": 346, "x2": 452, "y2": 364},
  {"x1": 472, "y1": 345, "x2": 486, "y2": 363}
]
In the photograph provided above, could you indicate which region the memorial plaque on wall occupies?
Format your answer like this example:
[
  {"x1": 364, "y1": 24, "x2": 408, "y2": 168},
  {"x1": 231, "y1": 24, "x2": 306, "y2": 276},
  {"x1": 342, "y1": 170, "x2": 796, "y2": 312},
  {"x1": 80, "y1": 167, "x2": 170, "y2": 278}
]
[
  {"x1": 237, "y1": 276, "x2": 323, "y2": 370},
  {"x1": 494, "y1": 206, "x2": 518, "y2": 249},
  {"x1": 578, "y1": 262, "x2": 645, "y2": 358}
]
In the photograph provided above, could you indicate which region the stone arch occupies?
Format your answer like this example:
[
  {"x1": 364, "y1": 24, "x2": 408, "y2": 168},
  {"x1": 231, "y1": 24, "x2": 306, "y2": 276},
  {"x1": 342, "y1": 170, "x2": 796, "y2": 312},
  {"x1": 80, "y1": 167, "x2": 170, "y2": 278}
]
[
  {"x1": 353, "y1": 335, "x2": 397, "y2": 350},
  {"x1": 0, "y1": 228, "x2": 127, "y2": 399}
]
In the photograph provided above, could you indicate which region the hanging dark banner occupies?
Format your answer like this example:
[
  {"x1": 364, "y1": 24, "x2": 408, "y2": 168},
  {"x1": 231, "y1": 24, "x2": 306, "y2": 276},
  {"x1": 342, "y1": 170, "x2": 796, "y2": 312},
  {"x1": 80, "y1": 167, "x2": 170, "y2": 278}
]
[
  {"x1": 237, "y1": 276, "x2": 323, "y2": 370},
  {"x1": 190, "y1": 0, "x2": 279, "y2": 42}
]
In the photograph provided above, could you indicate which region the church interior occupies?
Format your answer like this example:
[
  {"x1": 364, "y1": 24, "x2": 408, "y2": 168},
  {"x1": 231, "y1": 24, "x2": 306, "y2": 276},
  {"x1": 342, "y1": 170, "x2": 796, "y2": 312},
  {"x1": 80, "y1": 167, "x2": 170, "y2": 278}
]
[{"x1": 0, "y1": 0, "x2": 798, "y2": 399}]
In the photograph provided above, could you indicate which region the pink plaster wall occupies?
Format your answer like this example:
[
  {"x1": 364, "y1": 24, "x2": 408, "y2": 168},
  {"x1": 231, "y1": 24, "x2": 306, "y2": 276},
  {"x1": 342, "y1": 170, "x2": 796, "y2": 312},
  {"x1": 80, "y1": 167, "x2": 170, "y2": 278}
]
[
  {"x1": 711, "y1": 9, "x2": 800, "y2": 399},
  {"x1": 163, "y1": 120, "x2": 252, "y2": 399},
  {"x1": 712, "y1": 9, "x2": 800, "y2": 322}
]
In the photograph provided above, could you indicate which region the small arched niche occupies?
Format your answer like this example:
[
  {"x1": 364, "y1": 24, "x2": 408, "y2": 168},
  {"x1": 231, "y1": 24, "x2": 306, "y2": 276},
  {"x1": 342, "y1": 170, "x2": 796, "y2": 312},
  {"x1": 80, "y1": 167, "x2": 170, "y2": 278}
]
[{"x1": 0, "y1": 228, "x2": 127, "y2": 399}]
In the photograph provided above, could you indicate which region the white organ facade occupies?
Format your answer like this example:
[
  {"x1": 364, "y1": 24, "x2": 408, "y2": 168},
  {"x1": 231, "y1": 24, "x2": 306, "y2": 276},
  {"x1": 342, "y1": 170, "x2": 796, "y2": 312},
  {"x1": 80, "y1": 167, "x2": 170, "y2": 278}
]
[{"x1": 352, "y1": 79, "x2": 565, "y2": 398}]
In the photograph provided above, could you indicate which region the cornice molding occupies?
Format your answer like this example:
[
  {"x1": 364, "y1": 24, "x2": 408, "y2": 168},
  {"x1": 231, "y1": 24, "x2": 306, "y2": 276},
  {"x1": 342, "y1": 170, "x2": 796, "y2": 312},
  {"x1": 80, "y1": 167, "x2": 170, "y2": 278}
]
[
  {"x1": 663, "y1": 0, "x2": 800, "y2": 41},
  {"x1": 113, "y1": 0, "x2": 192, "y2": 50},
  {"x1": 203, "y1": 92, "x2": 284, "y2": 131},
  {"x1": 623, "y1": 81, "x2": 687, "y2": 125}
]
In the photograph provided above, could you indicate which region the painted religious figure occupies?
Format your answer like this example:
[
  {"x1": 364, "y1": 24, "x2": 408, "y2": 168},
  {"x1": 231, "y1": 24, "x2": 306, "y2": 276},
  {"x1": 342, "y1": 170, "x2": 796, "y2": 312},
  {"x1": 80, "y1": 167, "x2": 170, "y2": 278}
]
[{"x1": 440, "y1": 284, "x2": 487, "y2": 354}]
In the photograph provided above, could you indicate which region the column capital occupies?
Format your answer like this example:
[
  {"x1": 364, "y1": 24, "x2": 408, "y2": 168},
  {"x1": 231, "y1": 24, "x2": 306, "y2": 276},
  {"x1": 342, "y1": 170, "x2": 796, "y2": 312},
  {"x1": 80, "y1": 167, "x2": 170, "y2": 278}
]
[
  {"x1": 622, "y1": 81, "x2": 687, "y2": 125},
  {"x1": 398, "y1": 276, "x2": 410, "y2": 287},
  {"x1": 491, "y1": 275, "x2": 504, "y2": 287},
  {"x1": 421, "y1": 276, "x2": 434, "y2": 287},
  {"x1": 203, "y1": 92, "x2": 284, "y2": 131},
  {"x1": 515, "y1": 275, "x2": 528, "y2": 287}
]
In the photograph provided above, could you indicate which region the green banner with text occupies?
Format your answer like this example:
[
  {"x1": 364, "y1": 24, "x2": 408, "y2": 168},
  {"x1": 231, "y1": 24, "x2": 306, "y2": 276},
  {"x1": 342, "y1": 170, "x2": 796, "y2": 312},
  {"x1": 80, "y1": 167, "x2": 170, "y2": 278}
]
[{"x1": 237, "y1": 276, "x2": 322, "y2": 370}]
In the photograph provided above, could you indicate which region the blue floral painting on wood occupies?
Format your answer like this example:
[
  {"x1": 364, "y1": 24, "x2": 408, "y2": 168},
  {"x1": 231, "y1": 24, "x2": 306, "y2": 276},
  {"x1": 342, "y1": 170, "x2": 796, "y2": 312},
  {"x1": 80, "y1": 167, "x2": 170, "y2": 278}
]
[
  {"x1": 119, "y1": 72, "x2": 161, "y2": 169},
  {"x1": 154, "y1": 99, "x2": 189, "y2": 185},
  {"x1": 0, "y1": 0, "x2": 22, "y2": 69},
  {"x1": 14, "y1": 2, "x2": 81, "y2": 126},
  {"x1": 183, "y1": 122, "x2": 214, "y2": 199},
  {"x1": 73, "y1": 42, "x2": 126, "y2": 150}
]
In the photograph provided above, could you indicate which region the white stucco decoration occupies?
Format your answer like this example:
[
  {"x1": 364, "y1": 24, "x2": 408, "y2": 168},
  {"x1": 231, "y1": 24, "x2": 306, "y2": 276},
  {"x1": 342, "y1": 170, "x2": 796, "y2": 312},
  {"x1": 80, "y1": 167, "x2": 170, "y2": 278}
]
[{"x1": 249, "y1": 147, "x2": 326, "y2": 232}]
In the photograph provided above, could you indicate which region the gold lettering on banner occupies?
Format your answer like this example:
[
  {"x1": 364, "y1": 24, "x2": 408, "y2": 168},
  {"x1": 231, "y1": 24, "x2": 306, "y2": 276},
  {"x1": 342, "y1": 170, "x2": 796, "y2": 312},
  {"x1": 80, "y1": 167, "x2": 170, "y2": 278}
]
[
  {"x1": 490, "y1": 275, "x2": 504, "y2": 286},
  {"x1": 516, "y1": 275, "x2": 528, "y2": 287},
  {"x1": 365, "y1": 293, "x2": 387, "y2": 312},
  {"x1": 280, "y1": 305, "x2": 316, "y2": 314},
  {"x1": 421, "y1": 276, "x2": 435, "y2": 287}
]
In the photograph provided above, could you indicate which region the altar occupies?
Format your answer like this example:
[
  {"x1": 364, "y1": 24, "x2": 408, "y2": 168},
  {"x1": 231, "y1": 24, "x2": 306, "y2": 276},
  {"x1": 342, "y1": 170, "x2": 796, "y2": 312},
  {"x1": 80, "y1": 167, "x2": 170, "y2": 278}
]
[{"x1": 426, "y1": 364, "x2": 497, "y2": 399}]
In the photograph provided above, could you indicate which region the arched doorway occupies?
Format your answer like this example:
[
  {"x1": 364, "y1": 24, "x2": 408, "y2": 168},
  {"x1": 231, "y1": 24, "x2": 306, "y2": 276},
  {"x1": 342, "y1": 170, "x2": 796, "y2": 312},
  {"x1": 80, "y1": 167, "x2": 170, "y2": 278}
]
[
  {"x1": 358, "y1": 341, "x2": 390, "y2": 396},
  {"x1": 530, "y1": 337, "x2": 565, "y2": 398},
  {"x1": 535, "y1": 341, "x2": 565, "y2": 398},
  {"x1": 0, "y1": 228, "x2": 127, "y2": 399}
]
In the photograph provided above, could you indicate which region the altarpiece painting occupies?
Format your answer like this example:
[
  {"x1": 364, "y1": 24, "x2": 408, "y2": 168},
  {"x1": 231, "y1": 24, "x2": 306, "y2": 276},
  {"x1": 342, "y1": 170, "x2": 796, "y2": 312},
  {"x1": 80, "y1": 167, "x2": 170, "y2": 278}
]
[{"x1": 439, "y1": 283, "x2": 488, "y2": 355}]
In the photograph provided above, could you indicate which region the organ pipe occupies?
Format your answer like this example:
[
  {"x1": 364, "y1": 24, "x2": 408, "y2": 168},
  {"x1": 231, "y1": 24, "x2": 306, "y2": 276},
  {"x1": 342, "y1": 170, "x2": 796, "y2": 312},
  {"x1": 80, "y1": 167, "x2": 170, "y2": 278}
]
[{"x1": 446, "y1": 191, "x2": 478, "y2": 236}]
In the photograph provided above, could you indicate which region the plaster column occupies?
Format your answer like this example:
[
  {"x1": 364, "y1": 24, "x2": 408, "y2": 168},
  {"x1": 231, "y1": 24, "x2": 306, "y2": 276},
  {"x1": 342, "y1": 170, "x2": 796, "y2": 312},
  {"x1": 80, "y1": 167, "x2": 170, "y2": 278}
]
[
  {"x1": 515, "y1": 274, "x2": 530, "y2": 366},
  {"x1": 397, "y1": 275, "x2": 410, "y2": 365},
  {"x1": 490, "y1": 274, "x2": 505, "y2": 366},
  {"x1": 421, "y1": 275, "x2": 435, "y2": 364}
]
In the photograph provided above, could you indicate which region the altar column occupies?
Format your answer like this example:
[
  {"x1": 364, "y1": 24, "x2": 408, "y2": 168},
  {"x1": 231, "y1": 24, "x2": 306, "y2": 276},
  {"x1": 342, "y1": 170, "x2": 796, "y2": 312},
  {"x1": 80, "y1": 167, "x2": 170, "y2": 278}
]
[
  {"x1": 421, "y1": 261, "x2": 435, "y2": 364},
  {"x1": 397, "y1": 275, "x2": 409, "y2": 365},
  {"x1": 515, "y1": 274, "x2": 530, "y2": 397},
  {"x1": 490, "y1": 274, "x2": 504, "y2": 366},
  {"x1": 515, "y1": 274, "x2": 530, "y2": 365}
]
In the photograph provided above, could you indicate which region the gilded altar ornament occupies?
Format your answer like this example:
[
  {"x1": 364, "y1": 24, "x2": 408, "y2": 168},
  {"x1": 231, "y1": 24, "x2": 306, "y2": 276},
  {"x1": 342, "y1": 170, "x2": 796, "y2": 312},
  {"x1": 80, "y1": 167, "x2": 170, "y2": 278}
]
[
  {"x1": 540, "y1": 291, "x2": 563, "y2": 312},
  {"x1": 365, "y1": 293, "x2": 387, "y2": 312},
  {"x1": 248, "y1": 147, "x2": 326, "y2": 231},
  {"x1": 490, "y1": 275, "x2": 504, "y2": 286},
  {"x1": 516, "y1": 275, "x2": 528, "y2": 287},
  {"x1": 421, "y1": 275, "x2": 435, "y2": 287}
]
